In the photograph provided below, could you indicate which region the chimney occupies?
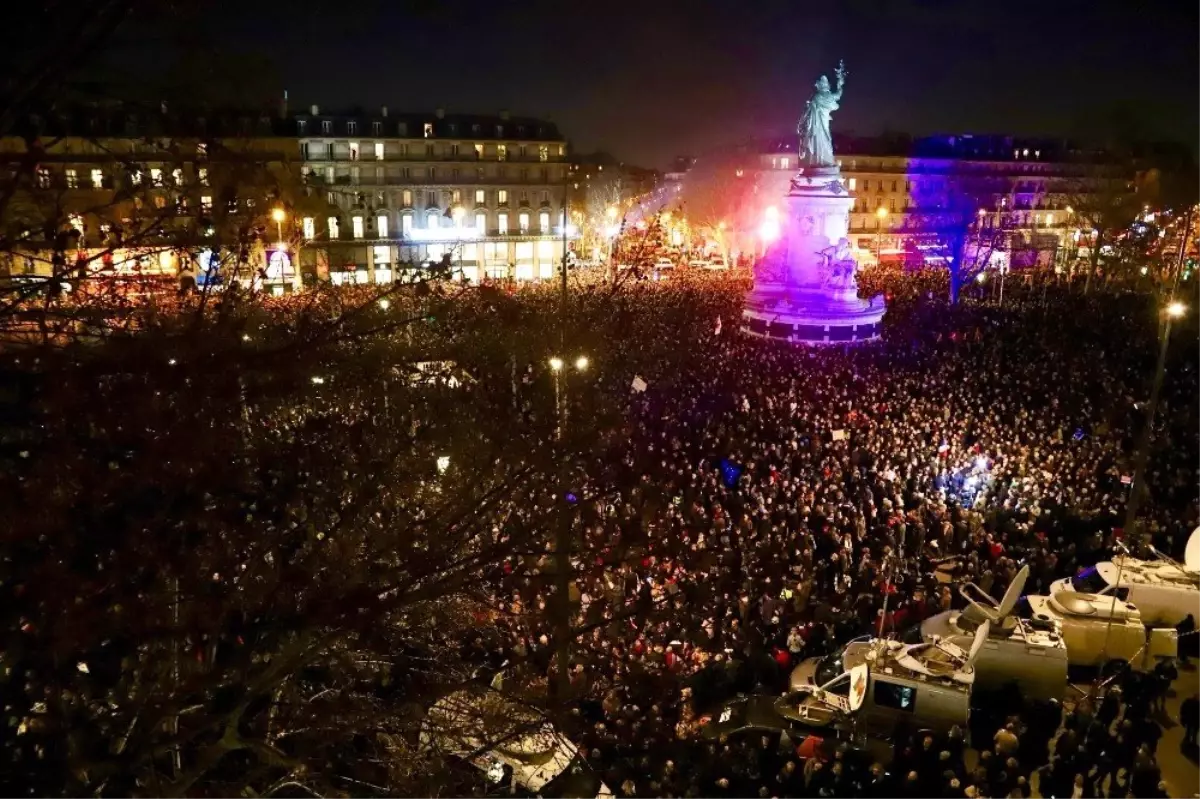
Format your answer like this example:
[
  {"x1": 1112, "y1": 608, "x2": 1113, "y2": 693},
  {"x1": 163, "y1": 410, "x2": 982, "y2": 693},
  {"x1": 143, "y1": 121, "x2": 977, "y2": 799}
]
[
  {"x1": 279, "y1": 89, "x2": 288, "y2": 119},
  {"x1": 435, "y1": 108, "x2": 446, "y2": 119},
  {"x1": 381, "y1": 105, "x2": 388, "y2": 118},
  {"x1": 310, "y1": 104, "x2": 319, "y2": 116},
  {"x1": 499, "y1": 109, "x2": 510, "y2": 121}
]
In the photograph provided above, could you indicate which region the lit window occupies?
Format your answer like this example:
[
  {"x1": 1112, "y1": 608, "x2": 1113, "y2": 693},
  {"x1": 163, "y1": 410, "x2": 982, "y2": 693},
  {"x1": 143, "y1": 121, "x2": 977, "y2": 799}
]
[
  {"x1": 402, "y1": 189, "x2": 412, "y2": 206},
  {"x1": 475, "y1": 143, "x2": 484, "y2": 159},
  {"x1": 130, "y1": 169, "x2": 142, "y2": 185},
  {"x1": 198, "y1": 167, "x2": 208, "y2": 186},
  {"x1": 475, "y1": 189, "x2": 486, "y2": 204},
  {"x1": 498, "y1": 213, "x2": 508, "y2": 234},
  {"x1": 374, "y1": 142, "x2": 384, "y2": 161},
  {"x1": 497, "y1": 144, "x2": 507, "y2": 162},
  {"x1": 321, "y1": 120, "x2": 332, "y2": 134},
  {"x1": 68, "y1": 214, "x2": 84, "y2": 233},
  {"x1": 352, "y1": 216, "x2": 364, "y2": 238},
  {"x1": 539, "y1": 211, "x2": 550, "y2": 233},
  {"x1": 423, "y1": 122, "x2": 434, "y2": 138},
  {"x1": 498, "y1": 189, "x2": 508, "y2": 205},
  {"x1": 302, "y1": 217, "x2": 315, "y2": 239},
  {"x1": 297, "y1": 119, "x2": 307, "y2": 134},
  {"x1": 558, "y1": 145, "x2": 565, "y2": 156},
  {"x1": 150, "y1": 168, "x2": 162, "y2": 186},
  {"x1": 172, "y1": 168, "x2": 182, "y2": 186},
  {"x1": 36, "y1": 167, "x2": 50, "y2": 188},
  {"x1": 65, "y1": 168, "x2": 78, "y2": 188},
  {"x1": 519, "y1": 212, "x2": 530, "y2": 233},
  {"x1": 377, "y1": 215, "x2": 388, "y2": 237},
  {"x1": 347, "y1": 121, "x2": 357, "y2": 135},
  {"x1": 348, "y1": 142, "x2": 360, "y2": 161},
  {"x1": 200, "y1": 195, "x2": 212, "y2": 212},
  {"x1": 196, "y1": 143, "x2": 207, "y2": 158},
  {"x1": 154, "y1": 196, "x2": 166, "y2": 209},
  {"x1": 781, "y1": 157, "x2": 790, "y2": 169},
  {"x1": 401, "y1": 214, "x2": 413, "y2": 234},
  {"x1": 539, "y1": 145, "x2": 549, "y2": 162},
  {"x1": 91, "y1": 168, "x2": 104, "y2": 188},
  {"x1": 427, "y1": 212, "x2": 438, "y2": 230},
  {"x1": 848, "y1": 177, "x2": 856, "y2": 190},
  {"x1": 475, "y1": 211, "x2": 486, "y2": 232},
  {"x1": 328, "y1": 217, "x2": 340, "y2": 238}
]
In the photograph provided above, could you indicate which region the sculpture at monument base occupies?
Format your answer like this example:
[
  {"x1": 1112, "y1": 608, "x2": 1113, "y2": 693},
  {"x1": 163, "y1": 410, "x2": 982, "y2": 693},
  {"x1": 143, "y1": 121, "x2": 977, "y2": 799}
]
[{"x1": 741, "y1": 60, "x2": 886, "y2": 345}]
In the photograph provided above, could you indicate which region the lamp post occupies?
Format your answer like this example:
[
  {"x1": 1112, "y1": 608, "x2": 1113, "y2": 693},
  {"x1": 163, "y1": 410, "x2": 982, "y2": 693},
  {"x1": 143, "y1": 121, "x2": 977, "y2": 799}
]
[
  {"x1": 271, "y1": 207, "x2": 286, "y2": 244},
  {"x1": 875, "y1": 207, "x2": 888, "y2": 263},
  {"x1": 549, "y1": 352, "x2": 588, "y2": 702}
]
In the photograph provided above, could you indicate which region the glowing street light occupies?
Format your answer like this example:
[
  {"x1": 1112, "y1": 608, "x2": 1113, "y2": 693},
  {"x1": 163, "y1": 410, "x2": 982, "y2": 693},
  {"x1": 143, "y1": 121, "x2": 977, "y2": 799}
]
[
  {"x1": 875, "y1": 207, "x2": 889, "y2": 258},
  {"x1": 759, "y1": 206, "x2": 781, "y2": 246},
  {"x1": 1167, "y1": 301, "x2": 1186, "y2": 318},
  {"x1": 549, "y1": 357, "x2": 564, "y2": 372},
  {"x1": 574, "y1": 356, "x2": 589, "y2": 371},
  {"x1": 271, "y1": 207, "x2": 287, "y2": 242},
  {"x1": 606, "y1": 206, "x2": 618, "y2": 221}
]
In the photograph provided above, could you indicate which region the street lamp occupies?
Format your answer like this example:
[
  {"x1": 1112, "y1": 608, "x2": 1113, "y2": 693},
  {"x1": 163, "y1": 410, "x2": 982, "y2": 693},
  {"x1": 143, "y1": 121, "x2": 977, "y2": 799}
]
[
  {"x1": 574, "y1": 355, "x2": 589, "y2": 371},
  {"x1": 875, "y1": 207, "x2": 888, "y2": 260},
  {"x1": 548, "y1": 354, "x2": 588, "y2": 439},
  {"x1": 606, "y1": 206, "x2": 618, "y2": 221},
  {"x1": 1167, "y1": 301, "x2": 1186, "y2": 318},
  {"x1": 271, "y1": 207, "x2": 286, "y2": 243}
]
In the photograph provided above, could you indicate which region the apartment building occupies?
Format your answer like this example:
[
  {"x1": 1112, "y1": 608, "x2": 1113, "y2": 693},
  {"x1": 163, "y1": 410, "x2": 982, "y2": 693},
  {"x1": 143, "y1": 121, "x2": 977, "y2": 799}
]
[{"x1": 293, "y1": 106, "x2": 571, "y2": 284}]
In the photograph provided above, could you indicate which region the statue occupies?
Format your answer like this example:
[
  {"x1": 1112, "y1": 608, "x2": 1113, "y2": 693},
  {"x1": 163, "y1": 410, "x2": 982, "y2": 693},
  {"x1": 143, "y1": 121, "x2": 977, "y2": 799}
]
[
  {"x1": 797, "y1": 60, "x2": 846, "y2": 168},
  {"x1": 819, "y1": 238, "x2": 858, "y2": 291}
]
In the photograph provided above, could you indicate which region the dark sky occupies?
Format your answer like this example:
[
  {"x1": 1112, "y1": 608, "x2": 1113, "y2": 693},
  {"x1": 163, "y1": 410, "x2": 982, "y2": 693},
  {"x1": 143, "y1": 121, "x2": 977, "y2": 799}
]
[{"x1": 215, "y1": 0, "x2": 1196, "y2": 168}]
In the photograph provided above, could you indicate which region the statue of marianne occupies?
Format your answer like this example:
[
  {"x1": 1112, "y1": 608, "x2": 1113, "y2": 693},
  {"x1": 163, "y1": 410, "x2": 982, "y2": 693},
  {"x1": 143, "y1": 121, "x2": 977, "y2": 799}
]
[{"x1": 797, "y1": 60, "x2": 846, "y2": 168}]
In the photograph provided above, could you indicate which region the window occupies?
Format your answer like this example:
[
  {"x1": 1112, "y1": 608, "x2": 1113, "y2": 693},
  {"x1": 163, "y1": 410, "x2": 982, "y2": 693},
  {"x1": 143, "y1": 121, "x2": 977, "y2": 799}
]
[
  {"x1": 328, "y1": 217, "x2": 340, "y2": 238},
  {"x1": 873, "y1": 681, "x2": 916, "y2": 712},
  {"x1": 474, "y1": 143, "x2": 484, "y2": 159},
  {"x1": 130, "y1": 169, "x2": 142, "y2": 186},
  {"x1": 347, "y1": 121, "x2": 357, "y2": 135},
  {"x1": 497, "y1": 212, "x2": 508, "y2": 234},
  {"x1": 497, "y1": 144, "x2": 507, "y2": 161},
  {"x1": 905, "y1": 180, "x2": 912, "y2": 192},
  {"x1": 374, "y1": 142, "x2": 384, "y2": 161},
  {"x1": 349, "y1": 142, "x2": 360, "y2": 161},
  {"x1": 539, "y1": 190, "x2": 549, "y2": 205},
  {"x1": 538, "y1": 145, "x2": 549, "y2": 162},
  {"x1": 150, "y1": 168, "x2": 162, "y2": 186},
  {"x1": 372, "y1": 121, "x2": 382, "y2": 135},
  {"x1": 198, "y1": 167, "x2": 209, "y2": 186},
  {"x1": 154, "y1": 195, "x2": 166, "y2": 209},
  {"x1": 325, "y1": 166, "x2": 335, "y2": 184},
  {"x1": 781, "y1": 157, "x2": 790, "y2": 169},
  {"x1": 200, "y1": 195, "x2": 213, "y2": 212},
  {"x1": 302, "y1": 217, "x2": 315, "y2": 239},
  {"x1": 429, "y1": 167, "x2": 436, "y2": 181},
  {"x1": 520, "y1": 168, "x2": 529, "y2": 182},
  {"x1": 451, "y1": 189, "x2": 461, "y2": 204},
  {"x1": 65, "y1": 168, "x2": 78, "y2": 188},
  {"x1": 890, "y1": 198, "x2": 897, "y2": 212},
  {"x1": 475, "y1": 189, "x2": 486, "y2": 204},
  {"x1": 397, "y1": 122, "x2": 408, "y2": 136},
  {"x1": 402, "y1": 189, "x2": 413, "y2": 206},
  {"x1": 377, "y1": 215, "x2": 389, "y2": 237},
  {"x1": 498, "y1": 189, "x2": 508, "y2": 205},
  {"x1": 450, "y1": 143, "x2": 460, "y2": 157},
  {"x1": 427, "y1": 212, "x2": 439, "y2": 229},
  {"x1": 847, "y1": 177, "x2": 856, "y2": 190},
  {"x1": 352, "y1": 216, "x2": 364, "y2": 238},
  {"x1": 68, "y1": 214, "x2": 84, "y2": 233},
  {"x1": 172, "y1": 168, "x2": 183, "y2": 186},
  {"x1": 297, "y1": 119, "x2": 307, "y2": 134},
  {"x1": 539, "y1": 211, "x2": 550, "y2": 233},
  {"x1": 36, "y1": 167, "x2": 50, "y2": 188},
  {"x1": 350, "y1": 166, "x2": 360, "y2": 184},
  {"x1": 423, "y1": 122, "x2": 434, "y2": 138},
  {"x1": 519, "y1": 145, "x2": 527, "y2": 159},
  {"x1": 891, "y1": 180, "x2": 898, "y2": 191},
  {"x1": 91, "y1": 168, "x2": 104, "y2": 189},
  {"x1": 559, "y1": 145, "x2": 565, "y2": 157},
  {"x1": 327, "y1": 190, "x2": 337, "y2": 205},
  {"x1": 496, "y1": 124, "x2": 504, "y2": 137},
  {"x1": 401, "y1": 214, "x2": 413, "y2": 234},
  {"x1": 426, "y1": 191, "x2": 437, "y2": 208},
  {"x1": 196, "y1": 142, "x2": 207, "y2": 158},
  {"x1": 321, "y1": 120, "x2": 332, "y2": 134},
  {"x1": 518, "y1": 212, "x2": 530, "y2": 233},
  {"x1": 475, "y1": 211, "x2": 486, "y2": 232}
]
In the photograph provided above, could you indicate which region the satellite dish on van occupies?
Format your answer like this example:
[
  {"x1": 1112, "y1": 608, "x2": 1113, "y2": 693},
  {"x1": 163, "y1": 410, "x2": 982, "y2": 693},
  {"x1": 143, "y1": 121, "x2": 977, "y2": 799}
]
[
  {"x1": 961, "y1": 564, "x2": 1031, "y2": 626},
  {"x1": 1185, "y1": 526, "x2": 1200, "y2": 573},
  {"x1": 847, "y1": 663, "x2": 869, "y2": 713},
  {"x1": 964, "y1": 620, "x2": 991, "y2": 669}
]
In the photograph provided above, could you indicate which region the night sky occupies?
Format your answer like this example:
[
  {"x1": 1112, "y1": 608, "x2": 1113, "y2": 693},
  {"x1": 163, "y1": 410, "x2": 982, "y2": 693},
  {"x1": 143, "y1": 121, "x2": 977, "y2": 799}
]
[{"x1": 215, "y1": 0, "x2": 1196, "y2": 168}]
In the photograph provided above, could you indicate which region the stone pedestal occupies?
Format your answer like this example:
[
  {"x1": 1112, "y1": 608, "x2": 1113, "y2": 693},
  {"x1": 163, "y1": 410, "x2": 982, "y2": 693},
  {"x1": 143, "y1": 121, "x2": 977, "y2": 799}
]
[{"x1": 742, "y1": 166, "x2": 886, "y2": 345}]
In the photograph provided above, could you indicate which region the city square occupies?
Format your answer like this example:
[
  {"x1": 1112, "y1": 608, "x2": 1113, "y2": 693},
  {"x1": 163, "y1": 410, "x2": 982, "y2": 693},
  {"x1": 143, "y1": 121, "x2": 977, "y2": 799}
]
[{"x1": 0, "y1": 2, "x2": 1198, "y2": 798}]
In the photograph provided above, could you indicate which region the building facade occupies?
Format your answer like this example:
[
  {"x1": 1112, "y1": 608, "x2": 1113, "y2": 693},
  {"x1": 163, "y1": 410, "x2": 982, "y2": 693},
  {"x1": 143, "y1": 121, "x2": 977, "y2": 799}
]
[
  {"x1": 293, "y1": 106, "x2": 572, "y2": 285},
  {"x1": 682, "y1": 134, "x2": 1140, "y2": 270}
]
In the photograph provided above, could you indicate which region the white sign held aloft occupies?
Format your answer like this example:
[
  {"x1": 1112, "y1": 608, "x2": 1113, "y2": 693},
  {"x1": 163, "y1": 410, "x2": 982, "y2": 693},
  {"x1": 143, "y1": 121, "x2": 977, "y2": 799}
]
[{"x1": 631, "y1": 376, "x2": 648, "y2": 393}]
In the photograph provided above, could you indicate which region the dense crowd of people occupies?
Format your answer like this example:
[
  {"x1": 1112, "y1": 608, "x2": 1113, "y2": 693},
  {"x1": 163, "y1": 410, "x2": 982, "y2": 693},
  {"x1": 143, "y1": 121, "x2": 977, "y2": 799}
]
[{"x1": 464, "y1": 274, "x2": 1197, "y2": 797}]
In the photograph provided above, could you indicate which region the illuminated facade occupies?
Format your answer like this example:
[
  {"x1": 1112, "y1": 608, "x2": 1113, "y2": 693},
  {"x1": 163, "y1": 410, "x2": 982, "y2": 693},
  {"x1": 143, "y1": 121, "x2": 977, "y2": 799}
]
[
  {"x1": 0, "y1": 106, "x2": 304, "y2": 292},
  {"x1": 685, "y1": 134, "x2": 1138, "y2": 269},
  {"x1": 294, "y1": 106, "x2": 573, "y2": 284}
]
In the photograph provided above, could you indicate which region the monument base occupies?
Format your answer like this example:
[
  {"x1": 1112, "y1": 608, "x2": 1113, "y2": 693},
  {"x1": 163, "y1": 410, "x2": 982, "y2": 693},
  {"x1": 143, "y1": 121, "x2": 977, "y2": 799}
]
[{"x1": 741, "y1": 284, "x2": 885, "y2": 345}]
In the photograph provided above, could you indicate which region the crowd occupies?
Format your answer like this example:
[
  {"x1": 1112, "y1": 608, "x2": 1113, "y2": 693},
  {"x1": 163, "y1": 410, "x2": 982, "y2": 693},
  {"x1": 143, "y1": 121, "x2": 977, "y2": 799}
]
[{"x1": 463, "y1": 275, "x2": 1197, "y2": 797}]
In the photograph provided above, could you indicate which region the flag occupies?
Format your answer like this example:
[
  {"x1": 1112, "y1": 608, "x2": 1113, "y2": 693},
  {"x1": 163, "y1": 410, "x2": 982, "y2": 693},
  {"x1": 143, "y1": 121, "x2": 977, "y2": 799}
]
[
  {"x1": 1120, "y1": 474, "x2": 1132, "y2": 486},
  {"x1": 631, "y1": 376, "x2": 648, "y2": 393},
  {"x1": 714, "y1": 315, "x2": 723, "y2": 336}
]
